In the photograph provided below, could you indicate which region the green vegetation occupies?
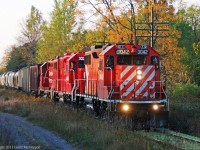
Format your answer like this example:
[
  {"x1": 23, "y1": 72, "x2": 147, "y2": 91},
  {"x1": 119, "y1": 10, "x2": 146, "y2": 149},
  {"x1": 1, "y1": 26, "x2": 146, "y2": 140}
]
[
  {"x1": 0, "y1": 131, "x2": 13, "y2": 147},
  {"x1": 169, "y1": 84, "x2": 200, "y2": 137}
]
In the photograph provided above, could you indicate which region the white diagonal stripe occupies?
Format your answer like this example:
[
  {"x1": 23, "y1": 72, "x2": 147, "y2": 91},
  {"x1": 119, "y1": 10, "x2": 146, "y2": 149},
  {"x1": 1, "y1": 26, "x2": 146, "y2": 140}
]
[
  {"x1": 136, "y1": 67, "x2": 155, "y2": 94},
  {"x1": 120, "y1": 70, "x2": 136, "y2": 90},
  {"x1": 150, "y1": 92, "x2": 155, "y2": 98},
  {"x1": 141, "y1": 66, "x2": 152, "y2": 79},
  {"x1": 121, "y1": 66, "x2": 133, "y2": 78},
  {"x1": 122, "y1": 82, "x2": 135, "y2": 97},
  {"x1": 143, "y1": 91, "x2": 148, "y2": 97},
  {"x1": 136, "y1": 82, "x2": 148, "y2": 95},
  {"x1": 120, "y1": 66, "x2": 145, "y2": 90},
  {"x1": 146, "y1": 69, "x2": 155, "y2": 82}
]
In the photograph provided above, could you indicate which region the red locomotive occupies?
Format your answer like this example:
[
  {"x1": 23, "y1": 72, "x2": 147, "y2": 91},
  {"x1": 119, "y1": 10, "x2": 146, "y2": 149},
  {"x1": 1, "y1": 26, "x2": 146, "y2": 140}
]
[
  {"x1": 0, "y1": 43, "x2": 169, "y2": 128},
  {"x1": 82, "y1": 44, "x2": 168, "y2": 127},
  {"x1": 39, "y1": 52, "x2": 85, "y2": 101}
]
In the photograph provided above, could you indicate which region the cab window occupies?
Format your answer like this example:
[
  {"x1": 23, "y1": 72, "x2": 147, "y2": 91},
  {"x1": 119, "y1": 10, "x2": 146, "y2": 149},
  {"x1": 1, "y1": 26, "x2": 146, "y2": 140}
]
[
  {"x1": 151, "y1": 56, "x2": 159, "y2": 69},
  {"x1": 133, "y1": 56, "x2": 146, "y2": 65},
  {"x1": 117, "y1": 56, "x2": 131, "y2": 65},
  {"x1": 106, "y1": 56, "x2": 114, "y2": 69},
  {"x1": 78, "y1": 60, "x2": 84, "y2": 68},
  {"x1": 53, "y1": 62, "x2": 57, "y2": 69},
  {"x1": 71, "y1": 61, "x2": 76, "y2": 71},
  {"x1": 84, "y1": 55, "x2": 91, "y2": 64},
  {"x1": 66, "y1": 65, "x2": 68, "y2": 72}
]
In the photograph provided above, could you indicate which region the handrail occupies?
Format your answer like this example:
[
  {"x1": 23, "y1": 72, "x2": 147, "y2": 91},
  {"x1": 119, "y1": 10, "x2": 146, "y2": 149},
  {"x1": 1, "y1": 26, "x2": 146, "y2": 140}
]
[
  {"x1": 71, "y1": 70, "x2": 76, "y2": 101},
  {"x1": 162, "y1": 86, "x2": 169, "y2": 111}
]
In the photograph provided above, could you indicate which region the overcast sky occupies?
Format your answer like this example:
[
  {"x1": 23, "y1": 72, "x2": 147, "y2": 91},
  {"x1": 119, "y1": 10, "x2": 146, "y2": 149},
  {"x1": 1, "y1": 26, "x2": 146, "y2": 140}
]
[{"x1": 0, "y1": 0, "x2": 199, "y2": 63}]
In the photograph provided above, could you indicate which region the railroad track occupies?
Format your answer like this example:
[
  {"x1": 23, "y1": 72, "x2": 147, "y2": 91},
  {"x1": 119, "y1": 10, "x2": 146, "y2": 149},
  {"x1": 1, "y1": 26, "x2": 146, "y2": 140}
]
[{"x1": 140, "y1": 128, "x2": 200, "y2": 150}]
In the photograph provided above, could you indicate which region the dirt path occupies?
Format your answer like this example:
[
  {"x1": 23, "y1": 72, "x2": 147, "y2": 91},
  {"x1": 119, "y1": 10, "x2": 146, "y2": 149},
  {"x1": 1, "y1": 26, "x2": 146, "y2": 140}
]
[{"x1": 0, "y1": 113, "x2": 78, "y2": 150}]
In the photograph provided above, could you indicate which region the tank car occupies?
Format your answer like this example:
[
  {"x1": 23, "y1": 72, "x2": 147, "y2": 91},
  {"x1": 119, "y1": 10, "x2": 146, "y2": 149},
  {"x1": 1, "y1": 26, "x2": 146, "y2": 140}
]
[
  {"x1": 13, "y1": 72, "x2": 18, "y2": 89},
  {"x1": 7, "y1": 72, "x2": 15, "y2": 88}
]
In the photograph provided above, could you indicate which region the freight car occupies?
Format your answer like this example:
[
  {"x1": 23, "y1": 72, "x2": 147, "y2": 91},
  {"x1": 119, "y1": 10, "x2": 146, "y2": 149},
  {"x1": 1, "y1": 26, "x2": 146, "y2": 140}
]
[
  {"x1": 0, "y1": 43, "x2": 169, "y2": 128},
  {"x1": 17, "y1": 65, "x2": 41, "y2": 94}
]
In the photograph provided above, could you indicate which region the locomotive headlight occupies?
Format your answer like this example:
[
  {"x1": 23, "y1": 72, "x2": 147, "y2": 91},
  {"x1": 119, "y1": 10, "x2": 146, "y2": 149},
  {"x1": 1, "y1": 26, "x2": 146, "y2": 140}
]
[
  {"x1": 153, "y1": 104, "x2": 159, "y2": 110},
  {"x1": 137, "y1": 70, "x2": 142, "y2": 80},
  {"x1": 122, "y1": 104, "x2": 129, "y2": 111},
  {"x1": 137, "y1": 70, "x2": 142, "y2": 75},
  {"x1": 137, "y1": 75, "x2": 142, "y2": 80}
]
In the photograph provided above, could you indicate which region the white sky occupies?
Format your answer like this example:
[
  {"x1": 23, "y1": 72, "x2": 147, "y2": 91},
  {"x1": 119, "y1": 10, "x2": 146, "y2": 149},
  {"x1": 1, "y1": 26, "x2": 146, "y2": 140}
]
[
  {"x1": 0, "y1": 0, "x2": 199, "y2": 63},
  {"x1": 0, "y1": 0, "x2": 54, "y2": 62}
]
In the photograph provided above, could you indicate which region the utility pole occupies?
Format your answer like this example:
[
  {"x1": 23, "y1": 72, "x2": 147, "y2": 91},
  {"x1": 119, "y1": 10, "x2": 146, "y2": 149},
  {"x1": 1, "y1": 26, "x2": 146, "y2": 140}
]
[{"x1": 134, "y1": 7, "x2": 169, "y2": 48}]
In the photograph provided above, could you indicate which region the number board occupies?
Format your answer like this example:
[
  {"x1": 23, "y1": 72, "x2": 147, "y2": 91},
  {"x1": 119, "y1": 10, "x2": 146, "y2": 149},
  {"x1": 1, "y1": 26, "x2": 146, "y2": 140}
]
[
  {"x1": 137, "y1": 45, "x2": 148, "y2": 55},
  {"x1": 78, "y1": 57, "x2": 84, "y2": 60},
  {"x1": 140, "y1": 45, "x2": 147, "y2": 49},
  {"x1": 116, "y1": 49, "x2": 130, "y2": 55},
  {"x1": 137, "y1": 49, "x2": 149, "y2": 55},
  {"x1": 117, "y1": 45, "x2": 126, "y2": 49}
]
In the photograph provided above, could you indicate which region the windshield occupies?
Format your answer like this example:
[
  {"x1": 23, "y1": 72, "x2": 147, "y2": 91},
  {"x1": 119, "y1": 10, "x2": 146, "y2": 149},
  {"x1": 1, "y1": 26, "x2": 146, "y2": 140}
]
[
  {"x1": 117, "y1": 56, "x2": 131, "y2": 65},
  {"x1": 133, "y1": 56, "x2": 147, "y2": 65},
  {"x1": 117, "y1": 55, "x2": 147, "y2": 65}
]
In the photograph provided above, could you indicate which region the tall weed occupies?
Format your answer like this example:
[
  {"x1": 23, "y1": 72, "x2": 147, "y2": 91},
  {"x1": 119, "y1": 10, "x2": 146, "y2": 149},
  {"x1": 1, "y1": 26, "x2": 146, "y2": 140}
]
[{"x1": 170, "y1": 84, "x2": 200, "y2": 137}]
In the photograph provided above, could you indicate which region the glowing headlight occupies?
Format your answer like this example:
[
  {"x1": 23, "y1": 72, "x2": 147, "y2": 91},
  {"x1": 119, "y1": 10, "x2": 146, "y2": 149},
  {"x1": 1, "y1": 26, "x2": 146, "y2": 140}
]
[
  {"x1": 137, "y1": 70, "x2": 142, "y2": 75},
  {"x1": 137, "y1": 75, "x2": 142, "y2": 80},
  {"x1": 122, "y1": 104, "x2": 129, "y2": 111},
  {"x1": 153, "y1": 104, "x2": 159, "y2": 110}
]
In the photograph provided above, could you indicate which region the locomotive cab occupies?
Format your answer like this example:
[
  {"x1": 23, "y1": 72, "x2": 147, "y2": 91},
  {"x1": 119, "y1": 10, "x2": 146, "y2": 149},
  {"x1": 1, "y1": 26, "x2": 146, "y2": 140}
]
[{"x1": 64, "y1": 52, "x2": 85, "y2": 94}]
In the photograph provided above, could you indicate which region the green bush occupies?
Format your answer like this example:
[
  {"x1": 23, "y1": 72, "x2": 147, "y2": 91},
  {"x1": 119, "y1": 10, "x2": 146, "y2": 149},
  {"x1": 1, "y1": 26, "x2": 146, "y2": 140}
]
[
  {"x1": 172, "y1": 84, "x2": 200, "y2": 100},
  {"x1": 170, "y1": 84, "x2": 200, "y2": 137}
]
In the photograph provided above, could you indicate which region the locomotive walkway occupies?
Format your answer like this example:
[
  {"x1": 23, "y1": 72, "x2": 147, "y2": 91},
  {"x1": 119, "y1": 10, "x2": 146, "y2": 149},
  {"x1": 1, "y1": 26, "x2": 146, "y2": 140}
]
[{"x1": 0, "y1": 113, "x2": 77, "y2": 150}]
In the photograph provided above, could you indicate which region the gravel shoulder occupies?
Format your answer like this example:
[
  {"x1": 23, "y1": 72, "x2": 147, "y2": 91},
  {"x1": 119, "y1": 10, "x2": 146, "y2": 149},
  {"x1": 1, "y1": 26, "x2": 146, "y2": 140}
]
[{"x1": 0, "y1": 113, "x2": 77, "y2": 150}]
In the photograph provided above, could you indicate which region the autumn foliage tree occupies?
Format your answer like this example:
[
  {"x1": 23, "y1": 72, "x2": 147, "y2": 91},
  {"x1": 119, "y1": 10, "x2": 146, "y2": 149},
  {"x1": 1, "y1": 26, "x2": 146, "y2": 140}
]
[
  {"x1": 136, "y1": 0, "x2": 189, "y2": 88},
  {"x1": 82, "y1": 0, "x2": 188, "y2": 88},
  {"x1": 80, "y1": 0, "x2": 137, "y2": 43}
]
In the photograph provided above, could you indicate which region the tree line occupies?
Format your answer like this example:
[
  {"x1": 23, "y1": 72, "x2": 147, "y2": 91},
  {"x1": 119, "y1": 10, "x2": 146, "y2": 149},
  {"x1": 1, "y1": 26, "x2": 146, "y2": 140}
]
[{"x1": 0, "y1": 0, "x2": 199, "y2": 90}]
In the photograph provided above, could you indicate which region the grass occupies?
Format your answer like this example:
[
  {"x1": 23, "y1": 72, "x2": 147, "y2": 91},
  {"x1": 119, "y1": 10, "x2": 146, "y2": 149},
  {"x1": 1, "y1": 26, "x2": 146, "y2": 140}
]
[
  {"x1": 169, "y1": 97, "x2": 200, "y2": 137},
  {"x1": 0, "y1": 129, "x2": 14, "y2": 146},
  {"x1": 169, "y1": 83, "x2": 200, "y2": 137},
  {"x1": 0, "y1": 88, "x2": 189, "y2": 150}
]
